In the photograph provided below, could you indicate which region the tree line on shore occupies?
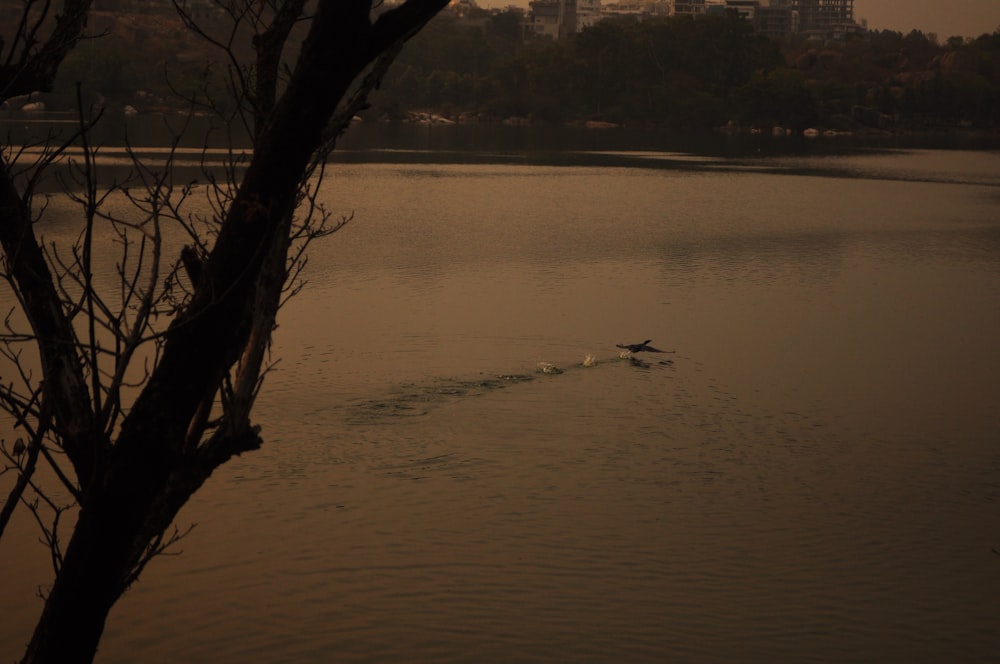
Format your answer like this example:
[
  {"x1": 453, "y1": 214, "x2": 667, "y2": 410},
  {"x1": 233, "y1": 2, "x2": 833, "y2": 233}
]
[
  {"x1": 14, "y1": 7, "x2": 1000, "y2": 132},
  {"x1": 377, "y1": 12, "x2": 1000, "y2": 132}
]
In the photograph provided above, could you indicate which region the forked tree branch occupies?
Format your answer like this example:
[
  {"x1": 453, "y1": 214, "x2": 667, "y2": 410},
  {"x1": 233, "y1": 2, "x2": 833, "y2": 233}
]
[
  {"x1": 3, "y1": 3, "x2": 451, "y2": 658},
  {"x1": 0, "y1": 0, "x2": 94, "y2": 102},
  {"x1": 0, "y1": 391, "x2": 47, "y2": 539},
  {"x1": 0, "y1": 156, "x2": 98, "y2": 486}
]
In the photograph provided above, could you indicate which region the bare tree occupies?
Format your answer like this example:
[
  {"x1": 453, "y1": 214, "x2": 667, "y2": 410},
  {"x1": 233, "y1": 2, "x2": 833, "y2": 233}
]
[{"x1": 0, "y1": 1, "x2": 449, "y2": 662}]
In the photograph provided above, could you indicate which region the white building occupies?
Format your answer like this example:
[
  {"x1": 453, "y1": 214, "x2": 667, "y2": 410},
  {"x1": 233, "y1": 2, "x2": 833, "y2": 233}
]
[
  {"x1": 673, "y1": 0, "x2": 707, "y2": 16},
  {"x1": 528, "y1": 0, "x2": 577, "y2": 39},
  {"x1": 577, "y1": 0, "x2": 603, "y2": 29}
]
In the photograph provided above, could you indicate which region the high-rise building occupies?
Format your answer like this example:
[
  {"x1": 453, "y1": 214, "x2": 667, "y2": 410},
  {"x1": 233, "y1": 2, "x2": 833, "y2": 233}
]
[
  {"x1": 699, "y1": 0, "x2": 854, "y2": 40},
  {"x1": 528, "y1": 0, "x2": 578, "y2": 39},
  {"x1": 577, "y1": 0, "x2": 603, "y2": 29},
  {"x1": 795, "y1": 0, "x2": 855, "y2": 38},
  {"x1": 717, "y1": 1, "x2": 758, "y2": 22},
  {"x1": 756, "y1": 3, "x2": 800, "y2": 39},
  {"x1": 674, "y1": 0, "x2": 707, "y2": 16}
]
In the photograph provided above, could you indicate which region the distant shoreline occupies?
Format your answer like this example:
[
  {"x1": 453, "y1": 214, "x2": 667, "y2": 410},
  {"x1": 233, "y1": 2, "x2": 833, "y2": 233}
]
[{"x1": 3, "y1": 108, "x2": 999, "y2": 152}]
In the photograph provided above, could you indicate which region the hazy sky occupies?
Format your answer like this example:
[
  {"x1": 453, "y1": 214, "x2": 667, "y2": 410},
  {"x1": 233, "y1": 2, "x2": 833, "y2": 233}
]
[
  {"x1": 481, "y1": 1, "x2": 1000, "y2": 39},
  {"x1": 854, "y1": 0, "x2": 999, "y2": 38}
]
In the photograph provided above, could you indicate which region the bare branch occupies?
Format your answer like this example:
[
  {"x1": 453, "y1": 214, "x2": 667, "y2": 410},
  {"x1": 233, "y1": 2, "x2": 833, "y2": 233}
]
[
  {"x1": 0, "y1": 388, "x2": 47, "y2": 539},
  {"x1": 6, "y1": 3, "x2": 450, "y2": 658},
  {"x1": 122, "y1": 523, "x2": 195, "y2": 590},
  {"x1": 0, "y1": 154, "x2": 98, "y2": 485},
  {"x1": 0, "y1": 0, "x2": 94, "y2": 102}
]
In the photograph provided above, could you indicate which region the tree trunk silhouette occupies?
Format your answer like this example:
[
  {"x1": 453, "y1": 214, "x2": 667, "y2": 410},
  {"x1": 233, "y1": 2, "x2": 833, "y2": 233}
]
[{"x1": 1, "y1": 2, "x2": 448, "y2": 662}]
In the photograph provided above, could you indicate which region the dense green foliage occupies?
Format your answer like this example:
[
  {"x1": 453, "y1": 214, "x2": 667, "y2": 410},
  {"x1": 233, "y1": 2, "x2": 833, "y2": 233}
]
[
  {"x1": 374, "y1": 13, "x2": 1000, "y2": 130},
  {"x1": 376, "y1": 12, "x2": 781, "y2": 127},
  {"x1": 44, "y1": 6, "x2": 248, "y2": 112},
  {"x1": 25, "y1": 6, "x2": 1000, "y2": 131}
]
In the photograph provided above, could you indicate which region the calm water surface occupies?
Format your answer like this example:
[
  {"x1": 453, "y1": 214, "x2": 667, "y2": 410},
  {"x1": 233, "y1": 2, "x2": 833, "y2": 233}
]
[{"x1": 1, "y1": 132, "x2": 999, "y2": 662}]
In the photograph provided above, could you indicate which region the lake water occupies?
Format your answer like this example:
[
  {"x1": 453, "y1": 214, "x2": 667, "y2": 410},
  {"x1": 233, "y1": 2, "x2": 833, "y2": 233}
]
[{"x1": 1, "y1": 125, "x2": 999, "y2": 662}]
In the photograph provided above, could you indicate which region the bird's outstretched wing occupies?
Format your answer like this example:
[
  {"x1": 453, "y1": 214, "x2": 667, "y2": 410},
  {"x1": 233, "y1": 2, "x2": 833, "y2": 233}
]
[{"x1": 616, "y1": 339, "x2": 664, "y2": 353}]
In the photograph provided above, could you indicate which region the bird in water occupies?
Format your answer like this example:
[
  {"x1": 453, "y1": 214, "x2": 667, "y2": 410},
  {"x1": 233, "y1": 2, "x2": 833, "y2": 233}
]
[{"x1": 616, "y1": 339, "x2": 665, "y2": 354}]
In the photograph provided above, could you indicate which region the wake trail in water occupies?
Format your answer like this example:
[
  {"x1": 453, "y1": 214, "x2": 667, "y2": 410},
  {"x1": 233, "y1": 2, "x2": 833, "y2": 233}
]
[{"x1": 343, "y1": 350, "x2": 678, "y2": 425}]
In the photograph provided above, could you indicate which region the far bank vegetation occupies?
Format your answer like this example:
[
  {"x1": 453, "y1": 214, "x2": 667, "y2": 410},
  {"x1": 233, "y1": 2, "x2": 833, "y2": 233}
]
[{"x1": 6, "y1": 4, "x2": 1000, "y2": 133}]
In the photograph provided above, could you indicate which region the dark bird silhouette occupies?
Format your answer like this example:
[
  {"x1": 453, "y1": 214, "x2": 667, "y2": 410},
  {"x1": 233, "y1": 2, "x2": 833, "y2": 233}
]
[{"x1": 616, "y1": 339, "x2": 665, "y2": 353}]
